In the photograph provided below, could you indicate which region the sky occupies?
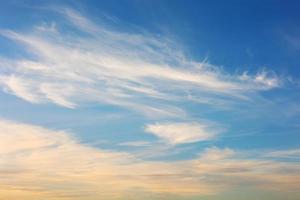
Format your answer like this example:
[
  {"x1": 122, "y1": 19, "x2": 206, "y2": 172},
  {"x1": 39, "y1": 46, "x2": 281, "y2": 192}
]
[{"x1": 0, "y1": 0, "x2": 299, "y2": 199}]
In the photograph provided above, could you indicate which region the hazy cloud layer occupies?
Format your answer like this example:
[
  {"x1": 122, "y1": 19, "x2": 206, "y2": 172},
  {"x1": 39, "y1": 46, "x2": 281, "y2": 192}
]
[{"x1": 0, "y1": 120, "x2": 299, "y2": 199}]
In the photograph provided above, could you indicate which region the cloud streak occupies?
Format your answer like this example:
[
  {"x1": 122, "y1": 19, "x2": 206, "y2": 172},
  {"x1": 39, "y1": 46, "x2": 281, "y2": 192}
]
[{"x1": 0, "y1": 8, "x2": 281, "y2": 118}]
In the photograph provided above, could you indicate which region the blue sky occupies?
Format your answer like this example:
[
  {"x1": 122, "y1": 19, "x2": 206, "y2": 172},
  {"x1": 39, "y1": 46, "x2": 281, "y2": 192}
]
[{"x1": 0, "y1": 1, "x2": 299, "y2": 199}]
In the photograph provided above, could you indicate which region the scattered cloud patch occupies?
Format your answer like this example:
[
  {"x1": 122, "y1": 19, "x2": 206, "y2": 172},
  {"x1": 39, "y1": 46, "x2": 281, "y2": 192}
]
[
  {"x1": 239, "y1": 70, "x2": 281, "y2": 90},
  {"x1": 199, "y1": 146, "x2": 235, "y2": 161},
  {"x1": 145, "y1": 122, "x2": 217, "y2": 144}
]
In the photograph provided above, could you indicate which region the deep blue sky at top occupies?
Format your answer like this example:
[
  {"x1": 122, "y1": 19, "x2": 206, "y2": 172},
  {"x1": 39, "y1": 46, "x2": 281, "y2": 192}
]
[{"x1": 1, "y1": 0, "x2": 300, "y2": 75}]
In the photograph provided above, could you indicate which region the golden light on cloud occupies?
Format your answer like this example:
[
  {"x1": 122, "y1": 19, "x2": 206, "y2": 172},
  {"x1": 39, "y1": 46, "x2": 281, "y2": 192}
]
[
  {"x1": 0, "y1": 120, "x2": 299, "y2": 199},
  {"x1": 0, "y1": 120, "x2": 217, "y2": 199}
]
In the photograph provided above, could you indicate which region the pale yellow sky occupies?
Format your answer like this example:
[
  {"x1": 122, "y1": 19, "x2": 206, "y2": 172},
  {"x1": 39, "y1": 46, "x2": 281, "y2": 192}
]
[{"x1": 0, "y1": 120, "x2": 299, "y2": 200}]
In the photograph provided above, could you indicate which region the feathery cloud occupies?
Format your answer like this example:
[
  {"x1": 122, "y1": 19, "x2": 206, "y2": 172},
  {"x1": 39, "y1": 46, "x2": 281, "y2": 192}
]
[{"x1": 0, "y1": 8, "x2": 281, "y2": 118}]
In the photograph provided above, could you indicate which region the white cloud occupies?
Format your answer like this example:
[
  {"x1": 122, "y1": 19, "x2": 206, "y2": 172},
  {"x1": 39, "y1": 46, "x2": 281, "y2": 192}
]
[
  {"x1": 0, "y1": 8, "x2": 281, "y2": 117},
  {"x1": 145, "y1": 122, "x2": 217, "y2": 144},
  {"x1": 0, "y1": 75, "x2": 43, "y2": 103}
]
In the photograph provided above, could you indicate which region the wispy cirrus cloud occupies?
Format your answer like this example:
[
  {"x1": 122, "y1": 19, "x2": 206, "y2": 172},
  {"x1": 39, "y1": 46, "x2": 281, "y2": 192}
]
[
  {"x1": 264, "y1": 149, "x2": 300, "y2": 159},
  {"x1": 0, "y1": 119, "x2": 299, "y2": 199},
  {"x1": 0, "y1": 8, "x2": 281, "y2": 118}
]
